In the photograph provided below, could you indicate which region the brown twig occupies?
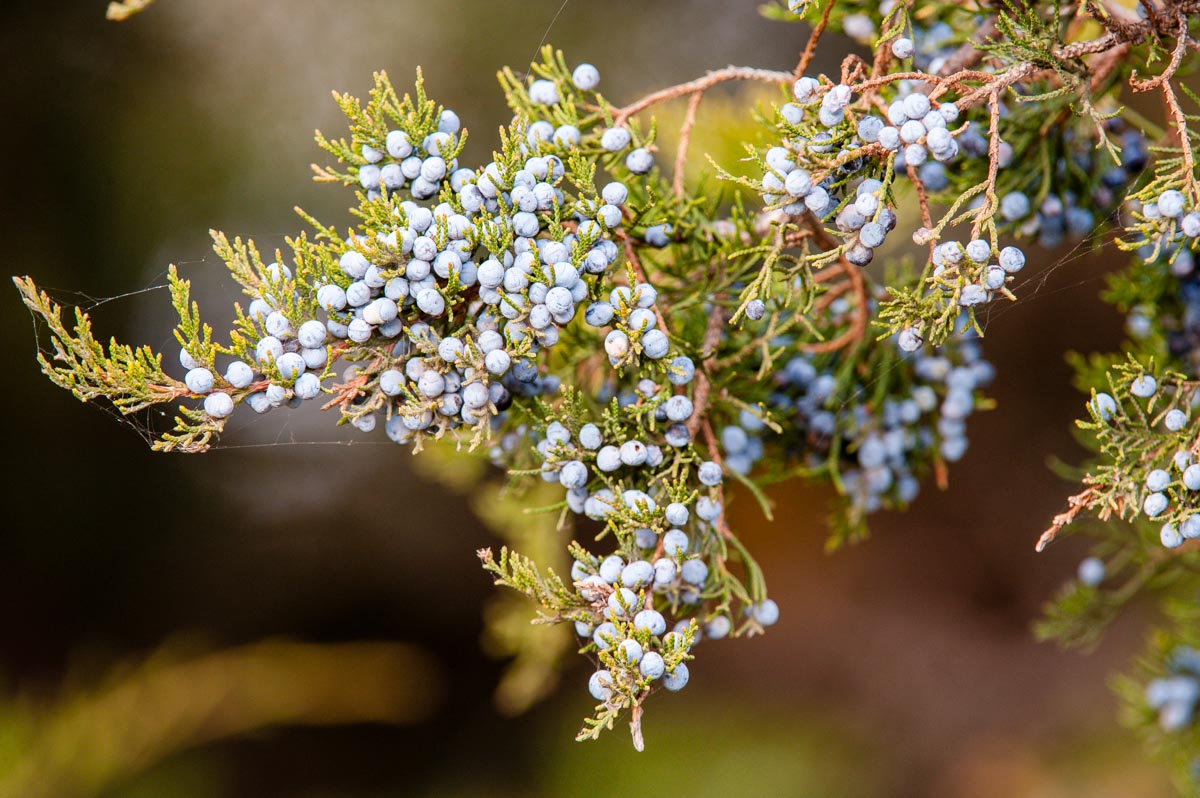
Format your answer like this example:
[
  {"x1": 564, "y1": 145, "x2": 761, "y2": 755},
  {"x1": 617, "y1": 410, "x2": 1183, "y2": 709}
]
[
  {"x1": 800, "y1": 260, "x2": 867, "y2": 355},
  {"x1": 700, "y1": 417, "x2": 735, "y2": 540},
  {"x1": 686, "y1": 304, "x2": 729, "y2": 438},
  {"x1": 620, "y1": 235, "x2": 671, "y2": 335},
  {"x1": 917, "y1": 16, "x2": 999, "y2": 95},
  {"x1": 611, "y1": 66, "x2": 792, "y2": 126},
  {"x1": 629, "y1": 702, "x2": 645, "y2": 752},
  {"x1": 905, "y1": 162, "x2": 936, "y2": 259},
  {"x1": 797, "y1": 212, "x2": 869, "y2": 352},
  {"x1": 1130, "y1": 9, "x2": 1197, "y2": 199},
  {"x1": 972, "y1": 91, "x2": 1003, "y2": 236},
  {"x1": 321, "y1": 352, "x2": 382, "y2": 412},
  {"x1": 1036, "y1": 487, "x2": 1101, "y2": 552},
  {"x1": 672, "y1": 91, "x2": 705, "y2": 198},
  {"x1": 794, "y1": 0, "x2": 836, "y2": 81}
]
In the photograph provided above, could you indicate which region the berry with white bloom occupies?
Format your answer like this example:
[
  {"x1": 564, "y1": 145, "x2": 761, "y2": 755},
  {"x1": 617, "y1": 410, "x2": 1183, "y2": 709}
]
[
  {"x1": 184, "y1": 368, "x2": 214, "y2": 395},
  {"x1": 588, "y1": 670, "x2": 614, "y2": 701},
  {"x1": 639, "y1": 652, "x2": 665, "y2": 680},
  {"x1": 1078, "y1": 557, "x2": 1105, "y2": 587},
  {"x1": 572, "y1": 63, "x2": 600, "y2": 90},
  {"x1": 1131, "y1": 374, "x2": 1158, "y2": 398},
  {"x1": 203, "y1": 392, "x2": 234, "y2": 418},
  {"x1": 663, "y1": 663, "x2": 690, "y2": 691}
]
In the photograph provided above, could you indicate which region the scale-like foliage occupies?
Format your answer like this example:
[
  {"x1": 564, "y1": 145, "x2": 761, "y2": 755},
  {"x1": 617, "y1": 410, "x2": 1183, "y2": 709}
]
[{"x1": 19, "y1": 0, "x2": 1200, "y2": 775}]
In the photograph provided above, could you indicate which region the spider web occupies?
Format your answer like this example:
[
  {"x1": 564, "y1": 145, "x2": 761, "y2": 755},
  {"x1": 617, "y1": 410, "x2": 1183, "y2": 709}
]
[
  {"x1": 831, "y1": 212, "x2": 1124, "y2": 417},
  {"x1": 22, "y1": 242, "x2": 395, "y2": 454}
]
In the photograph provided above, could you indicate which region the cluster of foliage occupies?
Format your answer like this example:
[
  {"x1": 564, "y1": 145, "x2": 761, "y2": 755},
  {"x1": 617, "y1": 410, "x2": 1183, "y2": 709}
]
[{"x1": 18, "y1": 0, "x2": 1200, "y2": 781}]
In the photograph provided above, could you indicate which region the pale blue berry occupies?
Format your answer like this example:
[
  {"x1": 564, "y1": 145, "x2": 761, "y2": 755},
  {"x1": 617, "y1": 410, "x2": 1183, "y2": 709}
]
[
  {"x1": 1162, "y1": 523, "x2": 1184, "y2": 548},
  {"x1": 902, "y1": 92, "x2": 930, "y2": 119},
  {"x1": 179, "y1": 348, "x2": 203, "y2": 370},
  {"x1": 857, "y1": 115, "x2": 884, "y2": 142},
  {"x1": 998, "y1": 246, "x2": 1025, "y2": 273},
  {"x1": 793, "y1": 76, "x2": 819, "y2": 103},
  {"x1": 297, "y1": 320, "x2": 327, "y2": 349},
  {"x1": 416, "y1": 288, "x2": 446, "y2": 316},
  {"x1": 965, "y1": 239, "x2": 991, "y2": 263},
  {"x1": 599, "y1": 555, "x2": 624, "y2": 584},
  {"x1": 639, "y1": 652, "x2": 665, "y2": 680},
  {"x1": 607, "y1": 587, "x2": 637, "y2": 616},
  {"x1": 663, "y1": 663, "x2": 690, "y2": 691},
  {"x1": 576, "y1": 423, "x2": 603, "y2": 450},
  {"x1": 668, "y1": 356, "x2": 695, "y2": 385},
  {"x1": 1159, "y1": 189, "x2": 1186, "y2": 218},
  {"x1": 203, "y1": 392, "x2": 234, "y2": 418},
  {"x1": 665, "y1": 424, "x2": 691, "y2": 447},
  {"x1": 294, "y1": 372, "x2": 321, "y2": 400},
  {"x1": 619, "y1": 440, "x2": 648, "y2": 466},
  {"x1": 255, "y1": 336, "x2": 283, "y2": 364},
  {"x1": 340, "y1": 250, "x2": 369, "y2": 279},
  {"x1": 595, "y1": 445, "x2": 621, "y2": 472},
  {"x1": 1183, "y1": 212, "x2": 1200, "y2": 238},
  {"x1": 592, "y1": 620, "x2": 619, "y2": 650},
  {"x1": 1147, "y1": 469, "x2": 1172, "y2": 492},
  {"x1": 653, "y1": 558, "x2": 677, "y2": 586},
  {"x1": 1077, "y1": 557, "x2": 1105, "y2": 586},
  {"x1": 275, "y1": 352, "x2": 305, "y2": 380},
  {"x1": 601, "y1": 127, "x2": 631, "y2": 151},
  {"x1": 698, "y1": 461, "x2": 723, "y2": 486},
  {"x1": 622, "y1": 560, "x2": 654, "y2": 589},
  {"x1": 626, "y1": 148, "x2": 654, "y2": 174},
  {"x1": 1131, "y1": 374, "x2": 1157, "y2": 398},
  {"x1": 681, "y1": 558, "x2": 709, "y2": 585},
  {"x1": 663, "y1": 530, "x2": 689, "y2": 557},
  {"x1": 385, "y1": 130, "x2": 412, "y2": 159},
  {"x1": 752, "y1": 599, "x2": 780, "y2": 626},
  {"x1": 588, "y1": 670, "x2": 614, "y2": 701},
  {"x1": 1185, "y1": 464, "x2": 1200, "y2": 490},
  {"x1": 184, "y1": 367, "x2": 214, "y2": 395},
  {"x1": 572, "y1": 63, "x2": 600, "y2": 90},
  {"x1": 665, "y1": 502, "x2": 689, "y2": 526},
  {"x1": 358, "y1": 164, "x2": 381, "y2": 190},
  {"x1": 704, "y1": 615, "x2": 731, "y2": 640},
  {"x1": 641, "y1": 330, "x2": 669, "y2": 359},
  {"x1": 379, "y1": 369, "x2": 405, "y2": 396},
  {"x1": 1091, "y1": 392, "x2": 1117, "y2": 421},
  {"x1": 898, "y1": 328, "x2": 923, "y2": 352},
  {"x1": 633, "y1": 609, "x2": 666, "y2": 636},
  {"x1": 528, "y1": 79, "x2": 559, "y2": 105},
  {"x1": 1144, "y1": 492, "x2": 1169, "y2": 517},
  {"x1": 224, "y1": 360, "x2": 254, "y2": 389},
  {"x1": 1167, "y1": 409, "x2": 1188, "y2": 431},
  {"x1": 696, "y1": 496, "x2": 722, "y2": 521},
  {"x1": 618, "y1": 638, "x2": 643, "y2": 665},
  {"x1": 959, "y1": 284, "x2": 987, "y2": 306},
  {"x1": 560, "y1": 460, "x2": 589, "y2": 490}
]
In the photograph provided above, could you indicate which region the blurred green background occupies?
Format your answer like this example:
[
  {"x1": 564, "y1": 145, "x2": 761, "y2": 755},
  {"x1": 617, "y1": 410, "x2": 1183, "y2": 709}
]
[{"x1": 0, "y1": 0, "x2": 1176, "y2": 795}]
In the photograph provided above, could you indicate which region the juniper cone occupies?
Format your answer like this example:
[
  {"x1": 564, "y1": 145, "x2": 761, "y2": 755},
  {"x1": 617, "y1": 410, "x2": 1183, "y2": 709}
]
[{"x1": 16, "y1": 0, "x2": 1200, "y2": 775}]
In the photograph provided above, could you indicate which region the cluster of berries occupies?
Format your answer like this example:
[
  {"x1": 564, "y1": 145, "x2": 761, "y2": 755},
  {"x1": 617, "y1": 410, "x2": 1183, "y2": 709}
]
[{"x1": 1147, "y1": 647, "x2": 1200, "y2": 732}]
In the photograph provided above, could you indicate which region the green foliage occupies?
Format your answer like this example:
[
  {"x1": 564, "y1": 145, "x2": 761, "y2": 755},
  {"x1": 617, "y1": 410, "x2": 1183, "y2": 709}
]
[
  {"x1": 23, "y1": 0, "x2": 1200, "y2": 774},
  {"x1": 14, "y1": 275, "x2": 182, "y2": 413}
]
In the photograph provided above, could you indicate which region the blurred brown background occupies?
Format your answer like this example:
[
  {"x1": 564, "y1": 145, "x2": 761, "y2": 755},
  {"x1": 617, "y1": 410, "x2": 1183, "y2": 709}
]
[{"x1": 0, "y1": 1, "x2": 1173, "y2": 795}]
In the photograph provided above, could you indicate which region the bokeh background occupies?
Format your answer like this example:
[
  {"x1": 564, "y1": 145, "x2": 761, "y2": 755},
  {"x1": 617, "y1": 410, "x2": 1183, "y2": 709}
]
[{"x1": 0, "y1": 1, "x2": 1175, "y2": 795}]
